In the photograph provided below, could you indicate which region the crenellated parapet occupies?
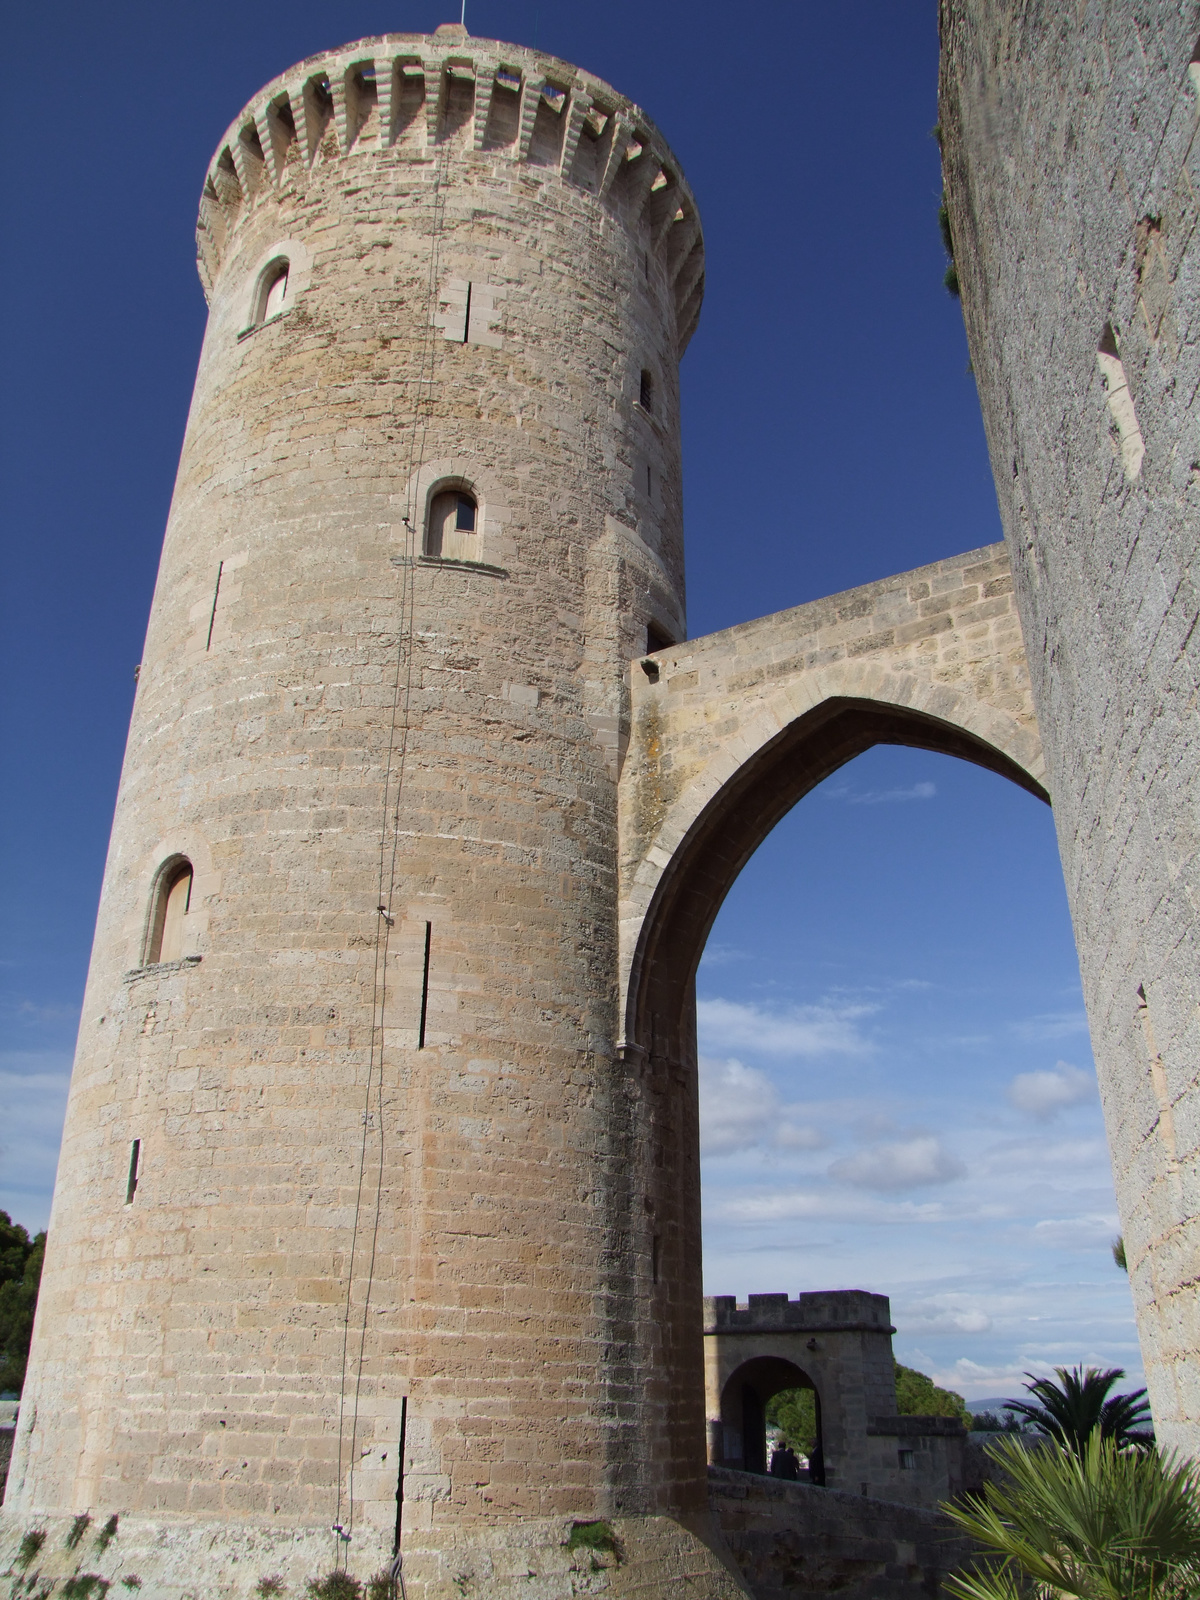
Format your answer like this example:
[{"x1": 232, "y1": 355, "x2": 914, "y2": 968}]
[
  {"x1": 196, "y1": 25, "x2": 705, "y2": 351},
  {"x1": 704, "y1": 1291, "x2": 896, "y2": 1336}
]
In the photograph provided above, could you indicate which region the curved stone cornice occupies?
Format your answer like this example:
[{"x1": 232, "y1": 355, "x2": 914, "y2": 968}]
[{"x1": 196, "y1": 27, "x2": 705, "y2": 353}]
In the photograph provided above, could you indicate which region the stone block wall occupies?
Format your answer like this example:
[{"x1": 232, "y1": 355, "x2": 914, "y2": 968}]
[
  {"x1": 704, "y1": 1292, "x2": 968, "y2": 1510},
  {"x1": 617, "y1": 541, "x2": 1045, "y2": 1070},
  {"x1": 1, "y1": 27, "x2": 749, "y2": 1600},
  {"x1": 707, "y1": 1468, "x2": 973, "y2": 1600},
  {"x1": 940, "y1": 1, "x2": 1200, "y2": 1448}
]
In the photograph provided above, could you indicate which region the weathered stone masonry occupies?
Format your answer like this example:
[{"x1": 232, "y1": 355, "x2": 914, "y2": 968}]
[
  {"x1": 617, "y1": 542, "x2": 1043, "y2": 1054},
  {"x1": 940, "y1": 1, "x2": 1200, "y2": 1454},
  {"x1": 2, "y1": 27, "x2": 745, "y2": 1600},
  {"x1": 7, "y1": 8, "x2": 1200, "y2": 1598}
]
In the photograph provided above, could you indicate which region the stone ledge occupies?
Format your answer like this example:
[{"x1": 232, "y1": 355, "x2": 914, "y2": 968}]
[
  {"x1": 867, "y1": 1415, "x2": 967, "y2": 1437},
  {"x1": 389, "y1": 554, "x2": 509, "y2": 578},
  {"x1": 704, "y1": 1320, "x2": 897, "y2": 1337},
  {"x1": 124, "y1": 955, "x2": 203, "y2": 983}
]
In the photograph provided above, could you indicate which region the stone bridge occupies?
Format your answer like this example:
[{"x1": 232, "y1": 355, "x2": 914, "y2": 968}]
[{"x1": 617, "y1": 541, "x2": 1044, "y2": 1056}]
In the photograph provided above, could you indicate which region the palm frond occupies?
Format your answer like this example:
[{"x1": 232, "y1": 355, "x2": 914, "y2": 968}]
[
  {"x1": 943, "y1": 1435, "x2": 1200, "y2": 1600},
  {"x1": 1003, "y1": 1366, "x2": 1154, "y2": 1452}
]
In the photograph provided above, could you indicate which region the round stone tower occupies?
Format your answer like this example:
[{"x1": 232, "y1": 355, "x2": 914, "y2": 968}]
[{"x1": 4, "y1": 27, "x2": 740, "y2": 1599}]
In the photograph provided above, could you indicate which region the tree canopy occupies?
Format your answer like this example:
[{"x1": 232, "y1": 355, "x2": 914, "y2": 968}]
[
  {"x1": 0, "y1": 1211, "x2": 46, "y2": 1396},
  {"x1": 766, "y1": 1385, "x2": 818, "y2": 1451},
  {"x1": 1004, "y1": 1366, "x2": 1154, "y2": 1454},
  {"x1": 765, "y1": 1361, "x2": 968, "y2": 1452},
  {"x1": 894, "y1": 1361, "x2": 970, "y2": 1423}
]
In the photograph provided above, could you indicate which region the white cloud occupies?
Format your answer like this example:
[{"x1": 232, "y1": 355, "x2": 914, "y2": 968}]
[
  {"x1": 0, "y1": 1051, "x2": 73, "y2": 1231},
  {"x1": 916, "y1": 1352, "x2": 1140, "y2": 1402},
  {"x1": 923, "y1": 1356, "x2": 1054, "y2": 1399},
  {"x1": 975, "y1": 1135, "x2": 1110, "y2": 1177},
  {"x1": 901, "y1": 1300, "x2": 992, "y2": 1335},
  {"x1": 829, "y1": 1134, "x2": 965, "y2": 1191},
  {"x1": 10, "y1": 999, "x2": 80, "y2": 1026},
  {"x1": 697, "y1": 997, "x2": 874, "y2": 1059},
  {"x1": 1008, "y1": 1061, "x2": 1095, "y2": 1118},
  {"x1": 715, "y1": 1189, "x2": 833, "y2": 1222},
  {"x1": 699, "y1": 1057, "x2": 824, "y2": 1156},
  {"x1": 700, "y1": 1057, "x2": 778, "y2": 1156},
  {"x1": 1032, "y1": 1214, "x2": 1118, "y2": 1250},
  {"x1": 852, "y1": 781, "x2": 937, "y2": 805},
  {"x1": 714, "y1": 1188, "x2": 954, "y2": 1224},
  {"x1": 1012, "y1": 1011, "x2": 1090, "y2": 1042},
  {"x1": 775, "y1": 1123, "x2": 826, "y2": 1151},
  {"x1": 698, "y1": 943, "x2": 751, "y2": 969},
  {"x1": 825, "y1": 780, "x2": 937, "y2": 805}
]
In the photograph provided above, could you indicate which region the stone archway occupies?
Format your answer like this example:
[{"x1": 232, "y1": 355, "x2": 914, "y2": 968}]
[
  {"x1": 617, "y1": 541, "x2": 1045, "y2": 1055},
  {"x1": 718, "y1": 1355, "x2": 819, "y2": 1478},
  {"x1": 612, "y1": 541, "x2": 1047, "y2": 1491}
]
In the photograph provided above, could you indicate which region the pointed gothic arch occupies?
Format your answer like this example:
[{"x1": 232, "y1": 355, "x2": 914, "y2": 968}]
[
  {"x1": 618, "y1": 544, "x2": 1045, "y2": 1059},
  {"x1": 611, "y1": 544, "x2": 1048, "y2": 1479},
  {"x1": 623, "y1": 692, "x2": 1046, "y2": 1056}
]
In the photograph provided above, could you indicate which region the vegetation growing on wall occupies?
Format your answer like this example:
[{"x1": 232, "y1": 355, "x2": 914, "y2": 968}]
[
  {"x1": 565, "y1": 1521, "x2": 620, "y2": 1557},
  {"x1": 306, "y1": 1575, "x2": 361, "y2": 1600},
  {"x1": 938, "y1": 194, "x2": 960, "y2": 298},
  {"x1": 17, "y1": 1530, "x2": 46, "y2": 1567},
  {"x1": 931, "y1": 124, "x2": 961, "y2": 298}
]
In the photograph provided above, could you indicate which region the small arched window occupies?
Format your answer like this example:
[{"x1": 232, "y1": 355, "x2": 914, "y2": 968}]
[
  {"x1": 147, "y1": 860, "x2": 193, "y2": 965},
  {"x1": 426, "y1": 487, "x2": 479, "y2": 561},
  {"x1": 260, "y1": 261, "x2": 290, "y2": 324},
  {"x1": 639, "y1": 369, "x2": 654, "y2": 412}
]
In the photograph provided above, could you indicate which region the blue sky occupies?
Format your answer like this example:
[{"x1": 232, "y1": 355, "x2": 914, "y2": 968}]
[
  {"x1": 699, "y1": 747, "x2": 1137, "y2": 1398},
  {"x1": 0, "y1": 0, "x2": 1139, "y2": 1397}
]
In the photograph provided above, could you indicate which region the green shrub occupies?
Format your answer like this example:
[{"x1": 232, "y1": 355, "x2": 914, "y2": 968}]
[
  {"x1": 305, "y1": 1572, "x2": 363, "y2": 1600},
  {"x1": 120, "y1": 1578, "x2": 141, "y2": 1591},
  {"x1": 365, "y1": 1572, "x2": 393, "y2": 1600},
  {"x1": 943, "y1": 1433, "x2": 1200, "y2": 1600},
  {"x1": 17, "y1": 1530, "x2": 46, "y2": 1567},
  {"x1": 65, "y1": 1515, "x2": 92, "y2": 1550},
  {"x1": 564, "y1": 1521, "x2": 619, "y2": 1560},
  {"x1": 970, "y1": 1410, "x2": 1026, "y2": 1434},
  {"x1": 770, "y1": 1363, "x2": 967, "y2": 1455},
  {"x1": 255, "y1": 1578, "x2": 285, "y2": 1598},
  {"x1": 61, "y1": 1576, "x2": 110, "y2": 1600},
  {"x1": 96, "y1": 1515, "x2": 119, "y2": 1552}
]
